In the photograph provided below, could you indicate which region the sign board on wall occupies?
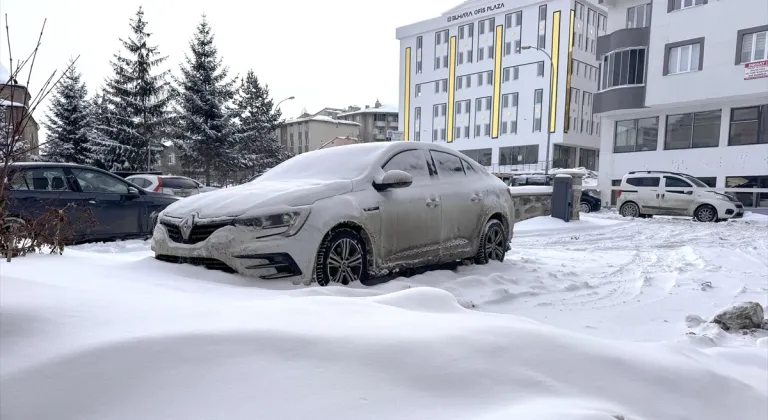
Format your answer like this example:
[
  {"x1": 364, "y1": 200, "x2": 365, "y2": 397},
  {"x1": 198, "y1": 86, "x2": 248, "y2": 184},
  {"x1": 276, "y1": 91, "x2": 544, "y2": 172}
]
[
  {"x1": 446, "y1": 2, "x2": 505, "y2": 23},
  {"x1": 745, "y1": 60, "x2": 768, "y2": 80},
  {"x1": 386, "y1": 130, "x2": 404, "y2": 142}
]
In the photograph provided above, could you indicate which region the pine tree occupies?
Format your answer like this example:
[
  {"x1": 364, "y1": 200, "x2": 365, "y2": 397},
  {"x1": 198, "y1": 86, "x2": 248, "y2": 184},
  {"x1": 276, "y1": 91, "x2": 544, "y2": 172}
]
[
  {"x1": 42, "y1": 60, "x2": 93, "y2": 164},
  {"x1": 101, "y1": 6, "x2": 171, "y2": 171},
  {"x1": 232, "y1": 70, "x2": 289, "y2": 174},
  {"x1": 88, "y1": 91, "x2": 122, "y2": 170},
  {"x1": 173, "y1": 15, "x2": 237, "y2": 184}
]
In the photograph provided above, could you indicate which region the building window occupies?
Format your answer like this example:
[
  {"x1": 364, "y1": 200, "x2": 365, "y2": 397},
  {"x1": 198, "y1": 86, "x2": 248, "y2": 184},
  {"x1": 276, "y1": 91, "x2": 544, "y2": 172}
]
[
  {"x1": 505, "y1": 11, "x2": 522, "y2": 29},
  {"x1": 538, "y1": 5, "x2": 547, "y2": 49},
  {"x1": 670, "y1": 0, "x2": 706, "y2": 12},
  {"x1": 614, "y1": 117, "x2": 659, "y2": 153},
  {"x1": 416, "y1": 36, "x2": 423, "y2": 74},
  {"x1": 575, "y1": 2, "x2": 584, "y2": 20},
  {"x1": 503, "y1": 68, "x2": 510, "y2": 82},
  {"x1": 414, "y1": 107, "x2": 421, "y2": 142},
  {"x1": 457, "y1": 76, "x2": 463, "y2": 89},
  {"x1": 168, "y1": 153, "x2": 175, "y2": 165},
  {"x1": 726, "y1": 176, "x2": 768, "y2": 208},
  {"x1": 533, "y1": 89, "x2": 543, "y2": 132},
  {"x1": 415, "y1": 84, "x2": 421, "y2": 97},
  {"x1": 664, "y1": 110, "x2": 721, "y2": 150},
  {"x1": 435, "y1": 30, "x2": 448, "y2": 70},
  {"x1": 598, "y1": 14, "x2": 607, "y2": 32},
  {"x1": 459, "y1": 148, "x2": 492, "y2": 166},
  {"x1": 513, "y1": 66, "x2": 519, "y2": 80},
  {"x1": 627, "y1": 3, "x2": 652, "y2": 29},
  {"x1": 728, "y1": 104, "x2": 768, "y2": 146},
  {"x1": 486, "y1": 71, "x2": 493, "y2": 84},
  {"x1": 465, "y1": 75, "x2": 472, "y2": 88},
  {"x1": 552, "y1": 145, "x2": 577, "y2": 169},
  {"x1": 578, "y1": 148, "x2": 598, "y2": 171},
  {"x1": 537, "y1": 61, "x2": 545, "y2": 77},
  {"x1": 665, "y1": 40, "x2": 703, "y2": 75},
  {"x1": 600, "y1": 48, "x2": 646, "y2": 90},
  {"x1": 739, "y1": 29, "x2": 768, "y2": 64},
  {"x1": 500, "y1": 145, "x2": 539, "y2": 166}
]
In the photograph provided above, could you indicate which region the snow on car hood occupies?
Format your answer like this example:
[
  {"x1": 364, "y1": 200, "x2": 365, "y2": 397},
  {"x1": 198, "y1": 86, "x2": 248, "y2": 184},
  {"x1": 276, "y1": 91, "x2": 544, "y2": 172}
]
[{"x1": 163, "y1": 180, "x2": 353, "y2": 218}]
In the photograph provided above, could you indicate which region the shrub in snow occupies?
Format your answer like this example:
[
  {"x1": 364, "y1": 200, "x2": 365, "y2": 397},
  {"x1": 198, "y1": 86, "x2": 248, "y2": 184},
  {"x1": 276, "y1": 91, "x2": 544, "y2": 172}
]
[{"x1": 711, "y1": 302, "x2": 764, "y2": 331}]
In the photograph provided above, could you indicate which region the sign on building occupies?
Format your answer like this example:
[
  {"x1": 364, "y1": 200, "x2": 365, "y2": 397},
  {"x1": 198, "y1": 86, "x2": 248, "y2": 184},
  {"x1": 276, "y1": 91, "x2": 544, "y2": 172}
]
[
  {"x1": 745, "y1": 60, "x2": 768, "y2": 80},
  {"x1": 386, "y1": 130, "x2": 404, "y2": 142}
]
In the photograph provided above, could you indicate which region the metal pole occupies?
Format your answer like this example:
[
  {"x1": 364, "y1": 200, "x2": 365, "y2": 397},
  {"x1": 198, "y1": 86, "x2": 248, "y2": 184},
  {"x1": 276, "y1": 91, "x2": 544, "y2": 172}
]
[{"x1": 545, "y1": 56, "x2": 553, "y2": 175}]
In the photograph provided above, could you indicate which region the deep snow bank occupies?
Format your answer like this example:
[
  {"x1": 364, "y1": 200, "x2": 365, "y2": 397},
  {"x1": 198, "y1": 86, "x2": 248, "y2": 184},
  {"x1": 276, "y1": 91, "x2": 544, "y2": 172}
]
[{"x1": 1, "y1": 276, "x2": 766, "y2": 420}]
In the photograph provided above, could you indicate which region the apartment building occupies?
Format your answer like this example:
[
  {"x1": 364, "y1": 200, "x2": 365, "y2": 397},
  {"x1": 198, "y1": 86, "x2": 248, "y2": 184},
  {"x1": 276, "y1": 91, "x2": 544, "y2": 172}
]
[
  {"x1": 276, "y1": 113, "x2": 360, "y2": 155},
  {"x1": 594, "y1": 0, "x2": 768, "y2": 208},
  {"x1": 396, "y1": 0, "x2": 605, "y2": 172},
  {"x1": 337, "y1": 100, "x2": 399, "y2": 142}
]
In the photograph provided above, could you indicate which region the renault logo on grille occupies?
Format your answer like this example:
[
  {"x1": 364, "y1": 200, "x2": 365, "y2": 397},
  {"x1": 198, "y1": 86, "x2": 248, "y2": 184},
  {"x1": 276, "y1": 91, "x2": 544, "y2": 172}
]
[{"x1": 180, "y1": 214, "x2": 196, "y2": 241}]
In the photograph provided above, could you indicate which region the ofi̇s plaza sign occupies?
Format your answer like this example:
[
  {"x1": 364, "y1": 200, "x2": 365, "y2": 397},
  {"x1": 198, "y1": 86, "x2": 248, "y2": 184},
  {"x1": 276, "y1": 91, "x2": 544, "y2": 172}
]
[{"x1": 446, "y1": 2, "x2": 506, "y2": 23}]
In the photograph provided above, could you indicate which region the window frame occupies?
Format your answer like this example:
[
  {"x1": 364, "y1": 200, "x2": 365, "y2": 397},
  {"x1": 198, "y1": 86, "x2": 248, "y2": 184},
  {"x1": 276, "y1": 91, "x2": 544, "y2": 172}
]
[
  {"x1": 429, "y1": 150, "x2": 466, "y2": 178},
  {"x1": 599, "y1": 47, "x2": 647, "y2": 91},
  {"x1": 663, "y1": 38, "x2": 705, "y2": 75},
  {"x1": 668, "y1": 0, "x2": 707, "y2": 12},
  {"x1": 728, "y1": 104, "x2": 768, "y2": 146},
  {"x1": 735, "y1": 25, "x2": 768, "y2": 65},
  {"x1": 664, "y1": 109, "x2": 722, "y2": 150},
  {"x1": 613, "y1": 117, "x2": 659, "y2": 153},
  {"x1": 382, "y1": 149, "x2": 432, "y2": 179}
]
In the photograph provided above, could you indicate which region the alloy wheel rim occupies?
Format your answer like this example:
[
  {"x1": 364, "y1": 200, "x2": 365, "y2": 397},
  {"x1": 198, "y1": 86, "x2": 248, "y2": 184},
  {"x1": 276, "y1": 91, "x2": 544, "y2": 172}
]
[
  {"x1": 580, "y1": 203, "x2": 590, "y2": 213},
  {"x1": 699, "y1": 207, "x2": 715, "y2": 222},
  {"x1": 485, "y1": 226, "x2": 506, "y2": 262},
  {"x1": 622, "y1": 204, "x2": 638, "y2": 217},
  {"x1": 326, "y1": 238, "x2": 364, "y2": 284}
]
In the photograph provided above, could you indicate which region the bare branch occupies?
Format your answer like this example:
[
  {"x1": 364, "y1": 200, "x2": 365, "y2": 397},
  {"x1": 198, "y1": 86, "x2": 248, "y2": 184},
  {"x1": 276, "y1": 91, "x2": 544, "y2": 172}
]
[{"x1": 25, "y1": 18, "x2": 47, "y2": 90}]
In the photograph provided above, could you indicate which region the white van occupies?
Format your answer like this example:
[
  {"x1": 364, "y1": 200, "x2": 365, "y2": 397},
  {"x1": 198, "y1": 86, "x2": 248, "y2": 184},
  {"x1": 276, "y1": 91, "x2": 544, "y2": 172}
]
[{"x1": 617, "y1": 171, "x2": 744, "y2": 222}]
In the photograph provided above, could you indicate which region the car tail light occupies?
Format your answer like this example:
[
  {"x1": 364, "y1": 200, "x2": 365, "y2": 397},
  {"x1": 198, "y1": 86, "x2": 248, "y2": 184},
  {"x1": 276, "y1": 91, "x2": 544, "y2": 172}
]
[
  {"x1": 617, "y1": 190, "x2": 622, "y2": 198},
  {"x1": 153, "y1": 177, "x2": 163, "y2": 192}
]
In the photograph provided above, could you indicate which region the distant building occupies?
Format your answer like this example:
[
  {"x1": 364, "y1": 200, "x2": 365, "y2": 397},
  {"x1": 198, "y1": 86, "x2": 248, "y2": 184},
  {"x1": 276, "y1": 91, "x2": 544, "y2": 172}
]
[
  {"x1": 337, "y1": 100, "x2": 399, "y2": 142},
  {"x1": 1, "y1": 64, "x2": 40, "y2": 159},
  {"x1": 159, "y1": 141, "x2": 182, "y2": 175},
  {"x1": 320, "y1": 135, "x2": 361, "y2": 149},
  {"x1": 275, "y1": 113, "x2": 360, "y2": 155}
]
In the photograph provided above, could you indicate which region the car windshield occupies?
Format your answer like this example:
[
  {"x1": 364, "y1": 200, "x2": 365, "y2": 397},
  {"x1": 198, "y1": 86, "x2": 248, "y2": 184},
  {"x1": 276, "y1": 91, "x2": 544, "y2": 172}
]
[
  {"x1": 683, "y1": 176, "x2": 709, "y2": 188},
  {"x1": 257, "y1": 143, "x2": 390, "y2": 182}
]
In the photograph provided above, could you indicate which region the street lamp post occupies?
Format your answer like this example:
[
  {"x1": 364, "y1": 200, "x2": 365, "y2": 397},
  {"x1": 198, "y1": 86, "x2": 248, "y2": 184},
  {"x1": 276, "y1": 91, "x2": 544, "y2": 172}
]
[
  {"x1": 275, "y1": 96, "x2": 295, "y2": 111},
  {"x1": 522, "y1": 46, "x2": 553, "y2": 175}
]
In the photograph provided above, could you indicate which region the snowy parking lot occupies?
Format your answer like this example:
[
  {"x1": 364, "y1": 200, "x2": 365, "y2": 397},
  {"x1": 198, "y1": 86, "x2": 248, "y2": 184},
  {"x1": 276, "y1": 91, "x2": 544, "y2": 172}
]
[{"x1": 2, "y1": 211, "x2": 767, "y2": 420}]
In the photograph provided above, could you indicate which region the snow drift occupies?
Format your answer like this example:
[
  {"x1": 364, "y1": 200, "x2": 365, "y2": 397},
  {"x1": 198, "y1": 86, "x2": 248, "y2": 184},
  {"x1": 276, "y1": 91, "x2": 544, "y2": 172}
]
[{"x1": 2, "y1": 275, "x2": 766, "y2": 420}]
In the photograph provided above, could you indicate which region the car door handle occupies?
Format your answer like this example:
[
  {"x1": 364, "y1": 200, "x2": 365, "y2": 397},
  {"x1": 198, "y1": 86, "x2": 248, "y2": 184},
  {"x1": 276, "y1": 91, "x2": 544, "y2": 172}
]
[
  {"x1": 661, "y1": 193, "x2": 665, "y2": 199},
  {"x1": 426, "y1": 198, "x2": 440, "y2": 208}
]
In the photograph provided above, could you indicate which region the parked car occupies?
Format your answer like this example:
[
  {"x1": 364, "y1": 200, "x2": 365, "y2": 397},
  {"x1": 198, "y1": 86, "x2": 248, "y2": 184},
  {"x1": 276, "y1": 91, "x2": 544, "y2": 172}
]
[
  {"x1": 152, "y1": 142, "x2": 516, "y2": 286},
  {"x1": 4, "y1": 163, "x2": 177, "y2": 243},
  {"x1": 126, "y1": 174, "x2": 202, "y2": 197},
  {"x1": 617, "y1": 171, "x2": 744, "y2": 222},
  {"x1": 580, "y1": 189, "x2": 602, "y2": 213}
]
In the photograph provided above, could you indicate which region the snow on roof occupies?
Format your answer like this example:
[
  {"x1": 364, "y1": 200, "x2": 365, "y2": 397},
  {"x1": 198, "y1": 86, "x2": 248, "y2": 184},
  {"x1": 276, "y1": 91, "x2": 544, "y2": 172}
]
[
  {"x1": 284, "y1": 115, "x2": 360, "y2": 126},
  {"x1": 0, "y1": 99, "x2": 25, "y2": 108},
  {"x1": 337, "y1": 104, "x2": 398, "y2": 117}
]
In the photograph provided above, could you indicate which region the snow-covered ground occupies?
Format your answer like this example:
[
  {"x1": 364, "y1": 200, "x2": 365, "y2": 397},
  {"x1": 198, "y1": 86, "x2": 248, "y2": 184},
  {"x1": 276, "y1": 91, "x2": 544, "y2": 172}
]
[{"x1": 1, "y1": 212, "x2": 767, "y2": 420}]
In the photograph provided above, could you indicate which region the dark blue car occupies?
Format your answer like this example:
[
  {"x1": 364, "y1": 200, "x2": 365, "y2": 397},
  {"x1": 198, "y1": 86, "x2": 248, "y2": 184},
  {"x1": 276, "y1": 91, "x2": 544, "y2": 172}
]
[{"x1": 4, "y1": 162, "x2": 178, "y2": 243}]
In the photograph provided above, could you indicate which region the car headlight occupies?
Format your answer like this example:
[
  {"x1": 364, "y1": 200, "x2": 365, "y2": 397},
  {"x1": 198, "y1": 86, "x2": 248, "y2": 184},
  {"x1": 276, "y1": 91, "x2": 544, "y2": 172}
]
[
  {"x1": 233, "y1": 207, "x2": 310, "y2": 238},
  {"x1": 715, "y1": 194, "x2": 732, "y2": 202}
]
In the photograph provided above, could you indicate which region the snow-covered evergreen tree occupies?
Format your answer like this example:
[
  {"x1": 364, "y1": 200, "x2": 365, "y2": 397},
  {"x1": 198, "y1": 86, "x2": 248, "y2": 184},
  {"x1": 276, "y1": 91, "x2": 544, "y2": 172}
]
[
  {"x1": 232, "y1": 70, "x2": 290, "y2": 173},
  {"x1": 101, "y1": 6, "x2": 171, "y2": 171},
  {"x1": 42, "y1": 60, "x2": 93, "y2": 164},
  {"x1": 88, "y1": 91, "x2": 124, "y2": 170},
  {"x1": 173, "y1": 15, "x2": 237, "y2": 184}
]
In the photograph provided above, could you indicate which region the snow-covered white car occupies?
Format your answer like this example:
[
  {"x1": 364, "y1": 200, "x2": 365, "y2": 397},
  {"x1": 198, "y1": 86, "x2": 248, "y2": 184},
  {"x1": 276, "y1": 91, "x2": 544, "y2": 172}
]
[
  {"x1": 617, "y1": 171, "x2": 744, "y2": 222},
  {"x1": 152, "y1": 142, "x2": 515, "y2": 286},
  {"x1": 126, "y1": 174, "x2": 202, "y2": 197}
]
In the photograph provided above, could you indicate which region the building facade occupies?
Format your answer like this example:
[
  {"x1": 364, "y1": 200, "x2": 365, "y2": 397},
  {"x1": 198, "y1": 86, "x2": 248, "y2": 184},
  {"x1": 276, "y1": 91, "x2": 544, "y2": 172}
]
[
  {"x1": 1, "y1": 66, "x2": 40, "y2": 159},
  {"x1": 276, "y1": 114, "x2": 360, "y2": 155},
  {"x1": 336, "y1": 101, "x2": 399, "y2": 142},
  {"x1": 396, "y1": 0, "x2": 606, "y2": 172},
  {"x1": 594, "y1": 0, "x2": 768, "y2": 208}
]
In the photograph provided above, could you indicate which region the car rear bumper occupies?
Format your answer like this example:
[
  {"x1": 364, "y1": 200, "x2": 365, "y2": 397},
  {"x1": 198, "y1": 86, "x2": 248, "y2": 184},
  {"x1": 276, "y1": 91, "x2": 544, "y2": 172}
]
[{"x1": 151, "y1": 222, "x2": 322, "y2": 282}]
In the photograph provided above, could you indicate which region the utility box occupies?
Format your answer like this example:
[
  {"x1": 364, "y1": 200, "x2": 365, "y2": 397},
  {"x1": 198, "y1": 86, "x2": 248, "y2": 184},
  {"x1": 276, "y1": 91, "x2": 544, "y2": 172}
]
[{"x1": 552, "y1": 174, "x2": 573, "y2": 222}]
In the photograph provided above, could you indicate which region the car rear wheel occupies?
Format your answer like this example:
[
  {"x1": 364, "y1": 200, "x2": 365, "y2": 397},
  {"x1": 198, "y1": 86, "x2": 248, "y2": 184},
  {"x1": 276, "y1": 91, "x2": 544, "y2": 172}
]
[
  {"x1": 475, "y1": 219, "x2": 507, "y2": 265},
  {"x1": 619, "y1": 202, "x2": 640, "y2": 218},
  {"x1": 580, "y1": 202, "x2": 592, "y2": 213},
  {"x1": 315, "y1": 228, "x2": 368, "y2": 287},
  {"x1": 694, "y1": 204, "x2": 718, "y2": 223}
]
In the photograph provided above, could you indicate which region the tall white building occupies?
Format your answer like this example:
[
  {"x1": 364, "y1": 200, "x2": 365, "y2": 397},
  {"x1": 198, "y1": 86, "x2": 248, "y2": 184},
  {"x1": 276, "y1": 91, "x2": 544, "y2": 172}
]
[
  {"x1": 595, "y1": 0, "x2": 768, "y2": 209},
  {"x1": 396, "y1": 0, "x2": 606, "y2": 172}
]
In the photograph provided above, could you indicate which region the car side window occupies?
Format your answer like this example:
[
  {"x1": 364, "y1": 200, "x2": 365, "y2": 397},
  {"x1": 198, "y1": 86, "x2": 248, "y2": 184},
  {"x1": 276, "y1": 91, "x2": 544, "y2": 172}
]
[
  {"x1": 382, "y1": 150, "x2": 430, "y2": 180},
  {"x1": 430, "y1": 151, "x2": 465, "y2": 179},
  {"x1": 664, "y1": 177, "x2": 691, "y2": 188},
  {"x1": 626, "y1": 177, "x2": 660, "y2": 187},
  {"x1": 72, "y1": 169, "x2": 130, "y2": 194},
  {"x1": 9, "y1": 168, "x2": 73, "y2": 191}
]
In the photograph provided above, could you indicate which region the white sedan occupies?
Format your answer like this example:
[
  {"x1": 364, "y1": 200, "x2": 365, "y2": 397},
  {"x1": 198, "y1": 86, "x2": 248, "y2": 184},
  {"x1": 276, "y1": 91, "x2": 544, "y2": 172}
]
[{"x1": 151, "y1": 142, "x2": 515, "y2": 286}]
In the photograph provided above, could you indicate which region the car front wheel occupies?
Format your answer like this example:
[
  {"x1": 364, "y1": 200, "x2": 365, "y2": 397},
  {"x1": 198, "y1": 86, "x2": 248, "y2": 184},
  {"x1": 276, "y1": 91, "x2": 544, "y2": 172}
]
[
  {"x1": 475, "y1": 219, "x2": 507, "y2": 265},
  {"x1": 619, "y1": 202, "x2": 640, "y2": 218},
  {"x1": 580, "y1": 202, "x2": 591, "y2": 213},
  {"x1": 694, "y1": 204, "x2": 718, "y2": 223},
  {"x1": 315, "y1": 228, "x2": 368, "y2": 287}
]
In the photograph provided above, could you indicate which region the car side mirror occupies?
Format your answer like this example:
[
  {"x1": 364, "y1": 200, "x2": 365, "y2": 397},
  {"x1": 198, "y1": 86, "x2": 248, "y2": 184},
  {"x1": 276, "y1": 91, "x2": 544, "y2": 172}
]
[
  {"x1": 127, "y1": 186, "x2": 141, "y2": 196},
  {"x1": 374, "y1": 170, "x2": 413, "y2": 191}
]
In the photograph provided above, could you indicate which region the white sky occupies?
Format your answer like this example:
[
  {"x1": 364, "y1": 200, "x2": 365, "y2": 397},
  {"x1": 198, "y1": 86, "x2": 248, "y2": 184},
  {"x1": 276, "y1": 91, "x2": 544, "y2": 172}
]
[{"x1": 1, "y1": 0, "x2": 449, "y2": 140}]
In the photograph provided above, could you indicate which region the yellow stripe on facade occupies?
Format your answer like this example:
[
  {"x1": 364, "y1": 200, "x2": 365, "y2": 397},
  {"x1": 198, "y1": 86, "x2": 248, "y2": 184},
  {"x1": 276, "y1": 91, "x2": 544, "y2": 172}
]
[
  {"x1": 404, "y1": 47, "x2": 411, "y2": 141},
  {"x1": 447, "y1": 36, "x2": 457, "y2": 143},
  {"x1": 491, "y1": 25, "x2": 503, "y2": 139},
  {"x1": 549, "y1": 11, "x2": 562, "y2": 134},
  {"x1": 564, "y1": 10, "x2": 575, "y2": 133}
]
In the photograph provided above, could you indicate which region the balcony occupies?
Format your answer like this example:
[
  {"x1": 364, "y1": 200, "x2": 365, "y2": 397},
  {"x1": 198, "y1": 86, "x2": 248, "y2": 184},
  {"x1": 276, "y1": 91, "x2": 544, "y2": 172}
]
[
  {"x1": 596, "y1": 27, "x2": 650, "y2": 60},
  {"x1": 594, "y1": 86, "x2": 646, "y2": 114}
]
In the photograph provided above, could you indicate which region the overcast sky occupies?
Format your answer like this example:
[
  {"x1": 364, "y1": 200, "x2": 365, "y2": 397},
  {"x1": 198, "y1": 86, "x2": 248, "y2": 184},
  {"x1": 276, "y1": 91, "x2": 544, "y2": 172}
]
[{"x1": 1, "y1": 0, "x2": 450, "y2": 139}]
